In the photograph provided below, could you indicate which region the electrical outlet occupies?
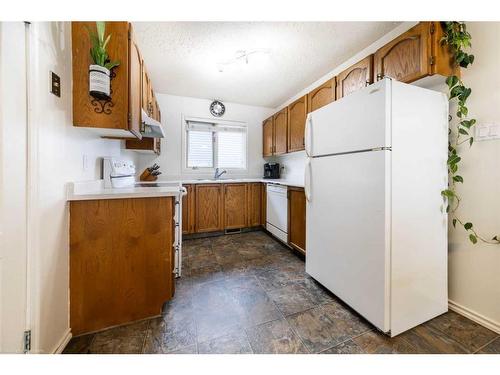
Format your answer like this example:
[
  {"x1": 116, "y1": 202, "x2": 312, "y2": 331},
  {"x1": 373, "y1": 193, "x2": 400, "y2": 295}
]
[
  {"x1": 50, "y1": 71, "x2": 60, "y2": 97},
  {"x1": 82, "y1": 155, "x2": 89, "y2": 172}
]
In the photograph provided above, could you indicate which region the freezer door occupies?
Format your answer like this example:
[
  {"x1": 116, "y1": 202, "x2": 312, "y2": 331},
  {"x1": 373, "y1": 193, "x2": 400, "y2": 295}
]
[
  {"x1": 306, "y1": 78, "x2": 391, "y2": 157},
  {"x1": 305, "y1": 150, "x2": 391, "y2": 332}
]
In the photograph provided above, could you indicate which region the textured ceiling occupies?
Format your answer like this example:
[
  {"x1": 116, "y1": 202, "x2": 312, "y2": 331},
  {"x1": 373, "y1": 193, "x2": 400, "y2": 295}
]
[{"x1": 133, "y1": 22, "x2": 401, "y2": 108}]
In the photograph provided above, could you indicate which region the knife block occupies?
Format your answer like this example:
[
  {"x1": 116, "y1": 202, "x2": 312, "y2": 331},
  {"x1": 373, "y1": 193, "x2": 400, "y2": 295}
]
[{"x1": 140, "y1": 169, "x2": 158, "y2": 182}]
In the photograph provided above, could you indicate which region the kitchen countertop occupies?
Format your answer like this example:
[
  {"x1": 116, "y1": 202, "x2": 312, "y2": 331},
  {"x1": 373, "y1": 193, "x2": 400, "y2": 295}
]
[
  {"x1": 67, "y1": 180, "x2": 184, "y2": 201},
  {"x1": 67, "y1": 178, "x2": 304, "y2": 201},
  {"x1": 178, "y1": 178, "x2": 304, "y2": 188}
]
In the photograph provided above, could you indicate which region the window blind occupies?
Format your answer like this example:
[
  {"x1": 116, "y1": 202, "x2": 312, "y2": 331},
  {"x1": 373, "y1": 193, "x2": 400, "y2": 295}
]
[
  {"x1": 187, "y1": 129, "x2": 213, "y2": 168},
  {"x1": 186, "y1": 120, "x2": 247, "y2": 169},
  {"x1": 217, "y1": 129, "x2": 246, "y2": 169}
]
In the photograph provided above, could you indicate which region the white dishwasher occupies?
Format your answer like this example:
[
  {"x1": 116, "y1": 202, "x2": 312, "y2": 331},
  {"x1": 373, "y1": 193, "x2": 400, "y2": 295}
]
[{"x1": 266, "y1": 184, "x2": 288, "y2": 243}]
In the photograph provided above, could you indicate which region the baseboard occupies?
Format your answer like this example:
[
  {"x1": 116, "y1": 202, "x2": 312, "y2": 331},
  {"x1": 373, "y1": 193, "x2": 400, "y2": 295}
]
[
  {"x1": 52, "y1": 328, "x2": 72, "y2": 354},
  {"x1": 449, "y1": 300, "x2": 500, "y2": 334}
]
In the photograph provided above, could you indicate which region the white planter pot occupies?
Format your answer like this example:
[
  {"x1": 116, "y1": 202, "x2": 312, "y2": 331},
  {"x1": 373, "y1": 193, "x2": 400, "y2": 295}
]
[{"x1": 89, "y1": 64, "x2": 110, "y2": 99}]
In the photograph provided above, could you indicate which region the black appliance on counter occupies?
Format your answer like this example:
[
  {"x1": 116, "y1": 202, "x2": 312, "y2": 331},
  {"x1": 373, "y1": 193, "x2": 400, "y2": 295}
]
[{"x1": 264, "y1": 163, "x2": 280, "y2": 179}]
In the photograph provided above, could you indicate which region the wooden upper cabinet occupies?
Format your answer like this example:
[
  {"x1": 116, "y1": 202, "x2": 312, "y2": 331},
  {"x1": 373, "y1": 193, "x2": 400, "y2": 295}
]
[
  {"x1": 247, "y1": 183, "x2": 262, "y2": 227},
  {"x1": 72, "y1": 22, "x2": 141, "y2": 139},
  {"x1": 288, "y1": 187, "x2": 306, "y2": 254},
  {"x1": 337, "y1": 55, "x2": 373, "y2": 99},
  {"x1": 128, "y1": 27, "x2": 142, "y2": 138},
  {"x1": 273, "y1": 107, "x2": 288, "y2": 155},
  {"x1": 262, "y1": 116, "x2": 274, "y2": 157},
  {"x1": 224, "y1": 184, "x2": 248, "y2": 230},
  {"x1": 125, "y1": 44, "x2": 162, "y2": 154},
  {"x1": 142, "y1": 65, "x2": 151, "y2": 114},
  {"x1": 287, "y1": 95, "x2": 307, "y2": 152},
  {"x1": 195, "y1": 184, "x2": 223, "y2": 233},
  {"x1": 374, "y1": 22, "x2": 457, "y2": 84},
  {"x1": 307, "y1": 77, "x2": 336, "y2": 113}
]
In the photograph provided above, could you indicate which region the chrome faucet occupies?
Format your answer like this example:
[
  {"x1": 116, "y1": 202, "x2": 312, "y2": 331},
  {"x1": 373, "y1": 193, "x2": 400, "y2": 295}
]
[{"x1": 214, "y1": 168, "x2": 227, "y2": 180}]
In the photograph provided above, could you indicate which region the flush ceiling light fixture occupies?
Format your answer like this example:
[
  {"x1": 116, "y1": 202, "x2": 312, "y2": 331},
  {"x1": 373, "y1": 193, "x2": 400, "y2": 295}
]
[{"x1": 217, "y1": 48, "x2": 271, "y2": 73}]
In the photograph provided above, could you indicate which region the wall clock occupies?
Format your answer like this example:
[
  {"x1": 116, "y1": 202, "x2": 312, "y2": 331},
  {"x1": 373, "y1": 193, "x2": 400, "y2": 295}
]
[{"x1": 210, "y1": 100, "x2": 225, "y2": 117}]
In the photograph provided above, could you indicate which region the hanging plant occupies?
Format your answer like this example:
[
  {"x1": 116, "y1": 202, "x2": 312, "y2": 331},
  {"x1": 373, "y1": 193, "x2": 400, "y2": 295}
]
[
  {"x1": 86, "y1": 21, "x2": 120, "y2": 100},
  {"x1": 441, "y1": 21, "x2": 499, "y2": 245}
]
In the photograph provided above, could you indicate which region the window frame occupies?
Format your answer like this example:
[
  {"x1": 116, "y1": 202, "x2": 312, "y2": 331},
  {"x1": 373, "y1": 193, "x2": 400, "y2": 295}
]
[{"x1": 182, "y1": 115, "x2": 248, "y2": 174}]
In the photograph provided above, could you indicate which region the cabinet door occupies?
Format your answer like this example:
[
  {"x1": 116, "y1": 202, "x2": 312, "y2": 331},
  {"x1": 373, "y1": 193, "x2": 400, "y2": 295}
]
[
  {"x1": 374, "y1": 22, "x2": 431, "y2": 84},
  {"x1": 307, "y1": 77, "x2": 336, "y2": 113},
  {"x1": 128, "y1": 26, "x2": 142, "y2": 138},
  {"x1": 224, "y1": 184, "x2": 248, "y2": 229},
  {"x1": 72, "y1": 22, "x2": 134, "y2": 136},
  {"x1": 154, "y1": 138, "x2": 161, "y2": 155},
  {"x1": 247, "y1": 183, "x2": 262, "y2": 227},
  {"x1": 70, "y1": 197, "x2": 174, "y2": 335},
  {"x1": 288, "y1": 187, "x2": 306, "y2": 254},
  {"x1": 261, "y1": 183, "x2": 267, "y2": 226},
  {"x1": 182, "y1": 184, "x2": 195, "y2": 234},
  {"x1": 287, "y1": 95, "x2": 307, "y2": 152},
  {"x1": 262, "y1": 116, "x2": 274, "y2": 157},
  {"x1": 142, "y1": 66, "x2": 151, "y2": 114},
  {"x1": 337, "y1": 55, "x2": 373, "y2": 99},
  {"x1": 195, "y1": 184, "x2": 223, "y2": 233},
  {"x1": 273, "y1": 108, "x2": 288, "y2": 155}
]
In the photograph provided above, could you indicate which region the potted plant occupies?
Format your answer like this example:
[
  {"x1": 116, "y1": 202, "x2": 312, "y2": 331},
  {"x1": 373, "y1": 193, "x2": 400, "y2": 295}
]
[{"x1": 87, "y1": 22, "x2": 120, "y2": 100}]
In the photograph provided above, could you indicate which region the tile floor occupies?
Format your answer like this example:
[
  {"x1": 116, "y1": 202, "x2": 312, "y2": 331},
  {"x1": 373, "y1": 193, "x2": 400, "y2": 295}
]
[{"x1": 63, "y1": 231, "x2": 500, "y2": 354}]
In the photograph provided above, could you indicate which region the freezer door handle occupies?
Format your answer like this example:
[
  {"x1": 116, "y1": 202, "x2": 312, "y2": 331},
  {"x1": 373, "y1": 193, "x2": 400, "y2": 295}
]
[
  {"x1": 305, "y1": 114, "x2": 312, "y2": 157},
  {"x1": 304, "y1": 159, "x2": 312, "y2": 202}
]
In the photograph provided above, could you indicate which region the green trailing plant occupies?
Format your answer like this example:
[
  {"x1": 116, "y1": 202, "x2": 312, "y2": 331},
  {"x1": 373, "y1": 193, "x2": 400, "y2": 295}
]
[
  {"x1": 441, "y1": 21, "x2": 499, "y2": 245},
  {"x1": 86, "y1": 21, "x2": 120, "y2": 70}
]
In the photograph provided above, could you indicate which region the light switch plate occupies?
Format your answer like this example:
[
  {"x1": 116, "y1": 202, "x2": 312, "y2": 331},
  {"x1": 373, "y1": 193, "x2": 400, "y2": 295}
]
[{"x1": 475, "y1": 123, "x2": 500, "y2": 141}]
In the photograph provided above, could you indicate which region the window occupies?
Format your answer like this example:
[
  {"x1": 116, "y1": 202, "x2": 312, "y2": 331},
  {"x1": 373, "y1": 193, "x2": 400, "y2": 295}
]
[{"x1": 186, "y1": 120, "x2": 247, "y2": 170}]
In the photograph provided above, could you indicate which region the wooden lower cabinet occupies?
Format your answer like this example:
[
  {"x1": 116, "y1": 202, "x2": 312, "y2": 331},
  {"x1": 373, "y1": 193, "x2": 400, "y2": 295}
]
[
  {"x1": 183, "y1": 182, "x2": 265, "y2": 235},
  {"x1": 224, "y1": 183, "x2": 248, "y2": 229},
  {"x1": 69, "y1": 197, "x2": 175, "y2": 335},
  {"x1": 261, "y1": 183, "x2": 267, "y2": 226},
  {"x1": 288, "y1": 187, "x2": 306, "y2": 254},
  {"x1": 182, "y1": 184, "x2": 195, "y2": 234},
  {"x1": 247, "y1": 183, "x2": 262, "y2": 227},
  {"x1": 195, "y1": 184, "x2": 224, "y2": 233}
]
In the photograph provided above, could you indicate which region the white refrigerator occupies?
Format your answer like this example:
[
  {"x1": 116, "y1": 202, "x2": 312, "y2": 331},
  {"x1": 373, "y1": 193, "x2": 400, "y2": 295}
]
[{"x1": 304, "y1": 78, "x2": 449, "y2": 337}]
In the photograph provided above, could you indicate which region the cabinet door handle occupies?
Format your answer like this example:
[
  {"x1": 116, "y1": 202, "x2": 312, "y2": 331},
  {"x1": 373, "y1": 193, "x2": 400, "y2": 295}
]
[{"x1": 376, "y1": 73, "x2": 384, "y2": 81}]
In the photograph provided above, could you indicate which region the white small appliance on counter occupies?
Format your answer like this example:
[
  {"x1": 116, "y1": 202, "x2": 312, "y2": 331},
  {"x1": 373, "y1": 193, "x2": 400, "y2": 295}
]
[
  {"x1": 305, "y1": 78, "x2": 448, "y2": 337},
  {"x1": 103, "y1": 157, "x2": 136, "y2": 188}
]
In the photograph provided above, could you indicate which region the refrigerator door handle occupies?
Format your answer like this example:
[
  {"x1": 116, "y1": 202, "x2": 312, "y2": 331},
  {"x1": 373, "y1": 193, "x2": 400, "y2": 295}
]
[
  {"x1": 305, "y1": 114, "x2": 312, "y2": 157},
  {"x1": 304, "y1": 159, "x2": 312, "y2": 202}
]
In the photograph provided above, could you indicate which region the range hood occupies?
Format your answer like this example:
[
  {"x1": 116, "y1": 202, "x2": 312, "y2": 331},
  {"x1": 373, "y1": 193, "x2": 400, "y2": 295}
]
[{"x1": 141, "y1": 109, "x2": 165, "y2": 138}]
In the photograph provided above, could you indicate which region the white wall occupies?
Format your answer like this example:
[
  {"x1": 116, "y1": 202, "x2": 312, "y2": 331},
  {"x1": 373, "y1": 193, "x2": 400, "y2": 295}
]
[
  {"x1": 29, "y1": 22, "x2": 138, "y2": 353},
  {"x1": 271, "y1": 21, "x2": 500, "y2": 331},
  {"x1": 446, "y1": 22, "x2": 500, "y2": 331},
  {"x1": 0, "y1": 22, "x2": 28, "y2": 353},
  {"x1": 137, "y1": 94, "x2": 274, "y2": 180}
]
